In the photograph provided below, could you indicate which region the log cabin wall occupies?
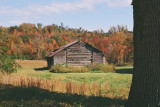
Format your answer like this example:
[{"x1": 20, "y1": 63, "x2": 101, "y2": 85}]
[
  {"x1": 54, "y1": 50, "x2": 66, "y2": 65},
  {"x1": 103, "y1": 56, "x2": 106, "y2": 64},
  {"x1": 66, "y1": 42, "x2": 92, "y2": 66},
  {"x1": 93, "y1": 52, "x2": 105, "y2": 64},
  {"x1": 46, "y1": 41, "x2": 105, "y2": 67}
]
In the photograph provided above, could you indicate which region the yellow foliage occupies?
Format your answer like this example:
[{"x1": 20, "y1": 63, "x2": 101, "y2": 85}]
[
  {"x1": 28, "y1": 38, "x2": 32, "y2": 44},
  {"x1": 7, "y1": 50, "x2": 11, "y2": 55},
  {"x1": 52, "y1": 39, "x2": 56, "y2": 45},
  {"x1": 10, "y1": 40, "x2": 14, "y2": 50}
]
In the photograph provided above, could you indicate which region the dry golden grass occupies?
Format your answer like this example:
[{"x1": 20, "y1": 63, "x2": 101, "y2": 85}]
[
  {"x1": 0, "y1": 72, "x2": 130, "y2": 99},
  {"x1": 16, "y1": 60, "x2": 47, "y2": 69},
  {"x1": 0, "y1": 60, "x2": 131, "y2": 100}
]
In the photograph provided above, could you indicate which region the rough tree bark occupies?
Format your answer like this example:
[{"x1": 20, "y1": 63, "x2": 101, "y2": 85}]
[{"x1": 126, "y1": 0, "x2": 160, "y2": 106}]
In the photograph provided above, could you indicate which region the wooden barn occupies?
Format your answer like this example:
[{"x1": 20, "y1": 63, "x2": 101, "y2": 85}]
[{"x1": 46, "y1": 40, "x2": 106, "y2": 68}]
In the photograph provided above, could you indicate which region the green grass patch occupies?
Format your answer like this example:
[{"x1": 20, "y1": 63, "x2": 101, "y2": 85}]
[
  {"x1": 116, "y1": 66, "x2": 133, "y2": 70},
  {"x1": 12, "y1": 61, "x2": 133, "y2": 106},
  {"x1": 17, "y1": 66, "x2": 133, "y2": 85}
]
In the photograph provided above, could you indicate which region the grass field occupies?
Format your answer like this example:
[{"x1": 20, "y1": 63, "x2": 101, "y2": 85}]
[{"x1": 0, "y1": 60, "x2": 133, "y2": 107}]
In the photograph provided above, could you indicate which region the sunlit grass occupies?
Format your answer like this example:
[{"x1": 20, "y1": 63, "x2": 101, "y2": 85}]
[
  {"x1": 116, "y1": 66, "x2": 133, "y2": 70},
  {"x1": 0, "y1": 60, "x2": 133, "y2": 106}
]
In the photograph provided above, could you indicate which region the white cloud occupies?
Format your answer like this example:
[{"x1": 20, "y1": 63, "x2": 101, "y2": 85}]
[
  {"x1": 0, "y1": 0, "x2": 132, "y2": 26},
  {"x1": 106, "y1": 0, "x2": 132, "y2": 8},
  {"x1": 26, "y1": 0, "x2": 132, "y2": 15},
  {"x1": 0, "y1": 0, "x2": 132, "y2": 16}
]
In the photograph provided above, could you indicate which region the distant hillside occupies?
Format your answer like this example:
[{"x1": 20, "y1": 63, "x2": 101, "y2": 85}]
[{"x1": 0, "y1": 23, "x2": 133, "y2": 64}]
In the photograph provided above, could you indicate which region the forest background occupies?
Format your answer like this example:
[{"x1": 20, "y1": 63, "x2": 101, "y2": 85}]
[{"x1": 0, "y1": 23, "x2": 133, "y2": 66}]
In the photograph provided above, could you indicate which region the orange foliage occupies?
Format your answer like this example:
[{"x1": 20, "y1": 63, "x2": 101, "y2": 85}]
[{"x1": 4, "y1": 23, "x2": 133, "y2": 63}]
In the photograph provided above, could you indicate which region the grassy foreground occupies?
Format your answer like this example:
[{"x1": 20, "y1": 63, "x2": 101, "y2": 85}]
[{"x1": 0, "y1": 60, "x2": 133, "y2": 107}]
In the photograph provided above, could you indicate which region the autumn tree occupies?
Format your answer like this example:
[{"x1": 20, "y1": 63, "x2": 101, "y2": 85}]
[
  {"x1": 9, "y1": 26, "x2": 20, "y2": 34},
  {"x1": 37, "y1": 23, "x2": 42, "y2": 34},
  {"x1": 32, "y1": 35, "x2": 45, "y2": 59},
  {"x1": 107, "y1": 32, "x2": 127, "y2": 64},
  {"x1": 123, "y1": 35, "x2": 133, "y2": 63},
  {"x1": 0, "y1": 22, "x2": 134, "y2": 62},
  {"x1": 108, "y1": 25, "x2": 128, "y2": 34},
  {"x1": 20, "y1": 23, "x2": 37, "y2": 35},
  {"x1": 126, "y1": 0, "x2": 160, "y2": 106},
  {"x1": 0, "y1": 27, "x2": 20, "y2": 73}
]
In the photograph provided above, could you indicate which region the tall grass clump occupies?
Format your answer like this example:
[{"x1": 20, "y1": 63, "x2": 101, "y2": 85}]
[
  {"x1": 50, "y1": 64, "x2": 89, "y2": 73},
  {"x1": 0, "y1": 72, "x2": 130, "y2": 99},
  {"x1": 85, "y1": 63, "x2": 115, "y2": 73},
  {"x1": 50, "y1": 63, "x2": 115, "y2": 73},
  {"x1": 93, "y1": 63, "x2": 115, "y2": 73}
]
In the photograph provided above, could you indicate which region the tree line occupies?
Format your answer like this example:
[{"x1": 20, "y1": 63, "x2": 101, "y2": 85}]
[{"x1": 0, "y1": 23, "x2": 133, "y2": 65}]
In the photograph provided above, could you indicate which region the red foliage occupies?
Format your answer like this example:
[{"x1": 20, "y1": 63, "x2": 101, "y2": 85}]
[
  {"x1": 21, "y1": 32, "x2": 24, "y2": 35},
  {"x1": 5, "y1": 23, "x2": 133, "y2": 64},
  {"x1": 31, "y1": 33, "x2": 34, "y2": 37},
  {"x1": 63, "y1": 36, "x2": 67, "y2": 40}
]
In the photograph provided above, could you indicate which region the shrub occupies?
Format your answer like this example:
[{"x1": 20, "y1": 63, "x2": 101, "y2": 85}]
[
  {"x1": 0, "y1": 55, "x2": 21, "y2": 73},
  {"x1": 50, "y1": 64, "x2": 89, "y2": 73},
  {"x1": 50, "y1": 63, "x2": 115, "y2": 73},
  {"x1": 91, "y1": 63, "x2": 115, "y2": 73},
  {"x1": 0, "y1": 28, "x2": 21, "y2": 73}
]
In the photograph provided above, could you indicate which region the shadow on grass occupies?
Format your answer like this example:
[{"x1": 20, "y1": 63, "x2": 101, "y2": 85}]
[
  {"x1": 116, "y1": 68, "x2": 133, "y2": 74},
  {"x1": 34, "y1": 67, "x2": 48, "y2": 71},
  {"x1": 0, "y1": 84, "x2": 126, "y2": 107}
]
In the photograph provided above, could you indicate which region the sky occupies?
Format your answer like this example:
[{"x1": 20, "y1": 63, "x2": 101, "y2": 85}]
[{"x1": 0, "y1": 0, "x2": 133, "y2": 32}]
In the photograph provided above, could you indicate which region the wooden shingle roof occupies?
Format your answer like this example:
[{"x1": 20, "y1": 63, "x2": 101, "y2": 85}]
[{"x1": 46, "y1": 40, "x2": 105, "y2": 57}]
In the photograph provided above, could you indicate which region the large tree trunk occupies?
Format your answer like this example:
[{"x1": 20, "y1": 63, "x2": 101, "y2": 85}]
[{"x1": 126, "y1": 0, "x2": 160, "y2": 106}]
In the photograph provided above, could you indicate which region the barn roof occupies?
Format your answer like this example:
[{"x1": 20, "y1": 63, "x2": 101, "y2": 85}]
[{"x1": 47, "y1": 40, "x2": 105, "y2": 57}]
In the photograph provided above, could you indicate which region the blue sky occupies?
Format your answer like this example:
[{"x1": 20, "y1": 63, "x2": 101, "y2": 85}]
[{"x1": 0, "y1": 0, "x2": 133, "y2": 32}]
